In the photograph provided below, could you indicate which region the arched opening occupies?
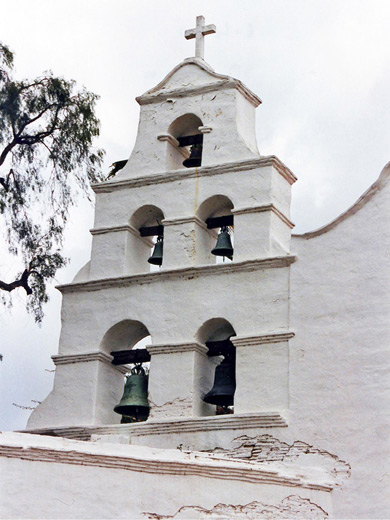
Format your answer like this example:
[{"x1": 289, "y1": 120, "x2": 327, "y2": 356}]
[
  {"x1": 196, "y1": 317, "x2": 236, "y2": 345},
  {"x1": 196, "y1": 195, "x2": 234, "y2": 264},
  {"x1": 166, "y1": 113, "x2": 203, "y2": 170},
  {"x1": 100, "y1": 320, "x2": 151, "y2": 423},
  {"x1": 100, "y1": 320, "x2": 150, "y2": 354},
  {"x1": 130, "y1": 205, "x2": 165, "y2": 272},
  {"x1": 196, "y1": 318, "x2": 236, "y2": 415}
]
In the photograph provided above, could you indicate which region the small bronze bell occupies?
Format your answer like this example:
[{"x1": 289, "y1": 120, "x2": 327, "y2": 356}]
[
  {"x1": 148, "y1": 235, "x2": 163, "y2": 266},
  {"x1": 183, "y1": 143, "x2": 202, "y2": 168},
  {"x1": 203, "y1": 354, "x2": 236, "y2": 407},
  {"x1": 114, "y1": 365, "x2": 149, "y2": 421},
  {"x1": 211, "y1": 226, "x2": 233, "y2": 259}
]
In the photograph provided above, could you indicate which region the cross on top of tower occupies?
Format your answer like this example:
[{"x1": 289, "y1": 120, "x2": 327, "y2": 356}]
[{"x1": 185, "y1": 15, "x2": 216, "y2": 59}]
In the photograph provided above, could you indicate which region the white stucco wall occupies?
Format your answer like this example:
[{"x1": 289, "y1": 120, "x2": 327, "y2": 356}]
[
  {"x1": 289, "y1": 164, "x2": 390, "y2": 519},
  {"x1": 0, "y1": 432, "x2": 333, "y2": 520}
]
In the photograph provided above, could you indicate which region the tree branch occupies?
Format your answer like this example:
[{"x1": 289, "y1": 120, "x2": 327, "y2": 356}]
[
  {"x1": 0, "y1": 168, "x2": 16, "y2": 191},
  {"x1": 14, "y1": 105, "x2": 54, "y2": 137},
  {"x1": 16, "y1": 104, "x2": 63, "y2": 145},
  {"x1": 0, "y1": 139, "x2": 17, "y2": 167},
  {"x1": 0, "y1": 269, "x2": 32, "y2": 295}
]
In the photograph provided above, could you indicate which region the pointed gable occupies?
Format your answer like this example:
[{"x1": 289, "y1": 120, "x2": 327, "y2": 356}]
[{"x1": 136, "y1": 58, "x2": 261, "y2": 107}]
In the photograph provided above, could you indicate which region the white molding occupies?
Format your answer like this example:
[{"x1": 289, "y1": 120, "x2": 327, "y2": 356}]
[
  {"x1": 90, "y1": 224, "x2": 154, "y2": 247},
  {"x1": 138, "y1": 77, "x2": 261, "y2": 108},
  {"x1": 137, "y1": 79, "x2": 261, "y2": 107},
  {"x1": 57, "y1": 255, "x2": 296, "y2": 294},
  {"x1": 162, "y1": 215, "x2": 208, "y2": 231},
  {"x1": 24, "y1": 412, "x2": 288, "y2": 439},
  {"x1": 233, "y1": 204, "x2": 294, "y2": 229},
  {"x1": 231, "y1": 332, "x2": 295, "y2": 348},
  {"x1": 146, "y1": 342, "x2": 208, "y2": 356},
  {"x1": 0, "y1": 437, "x2": 332, "y2": 492},
  {"x1": 52, "y1": 352, "x2": 127, "y2": 374},
  {"x1": 198, "y1": 125, "x2": 212, "y2": 133},
  {"x1": 92, "y1": 156, "x2": 297, "y2": 194}
]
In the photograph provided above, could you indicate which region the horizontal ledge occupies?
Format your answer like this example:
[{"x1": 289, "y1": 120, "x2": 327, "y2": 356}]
[
  {"x1": 90, "y1": 224, "x2": 154, "y2": 246},
  {"x1": 136, "y1": 78, "x2": 262, "y2": 108},
  {"x1": 92, "y1": 156, "x2": 297, "y2": 193},
  {"x1": 161, "y1": 215, "x2": 210, "y2": 232},
  {"x1": 57, "y1": 255, "x2": 296, "y2": 294},
  {"x1": 52, "y1": 352, "x2": 127, "y2": 373},
  {"x1": 146, "y1": 342, "x2": 208, "y2": 356},
  {"x1": 231, "y1": 332, "x2": 295, "y2": 348},
  {"x1": 0, "y1": 439, "x2": 332, "y2": 493},
  {"x1": 232, "y1": 204, "x2": 294, "y2": 229},
  {"x1": 24, "y1": 412, "x2": 288, "y2": 440}
]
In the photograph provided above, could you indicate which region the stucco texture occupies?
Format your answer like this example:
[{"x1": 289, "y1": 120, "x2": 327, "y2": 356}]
[{"x1": 289, "y1": 163, "x2": 390, "y2": 518}]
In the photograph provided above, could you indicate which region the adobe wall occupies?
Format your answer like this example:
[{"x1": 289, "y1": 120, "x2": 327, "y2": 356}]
[
  {"x1": 289, "y1": 164, "x2": 390, "y2": 518},
  {"x1": 0, "y1": 432, "x2": 333, "y2": 520}
]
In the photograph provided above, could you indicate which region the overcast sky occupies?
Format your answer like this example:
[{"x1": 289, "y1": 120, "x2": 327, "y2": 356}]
[{"x1": 1, "y1": 0, "x2": 389, "y2": 431}]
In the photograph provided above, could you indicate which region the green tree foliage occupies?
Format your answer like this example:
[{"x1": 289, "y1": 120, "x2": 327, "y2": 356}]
[{"x1": 0, "y1": 43, "x2": 105, "y2": 322}]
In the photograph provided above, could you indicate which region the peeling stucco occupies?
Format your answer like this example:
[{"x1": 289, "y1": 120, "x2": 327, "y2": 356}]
[
  {"x1": 202, "y1": 434, "x2": 351, "y2": 484},
  {"x1": 144, "y1": 495, "x2": 328, "y2": 519},
  {"x1": 149, "y1": 396, "x2": 193, "y2": 419}
]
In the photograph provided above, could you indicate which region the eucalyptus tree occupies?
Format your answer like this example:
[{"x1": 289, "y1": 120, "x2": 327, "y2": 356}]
[{"x1": 0, "y1": 43, "x2": 105, "y2": 322}]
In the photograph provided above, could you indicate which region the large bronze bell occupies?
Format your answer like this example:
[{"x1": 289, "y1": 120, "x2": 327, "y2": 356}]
[
  {"x1": 148, "y1": 235, "x2": 163, "y2": 266},
  {"x1": 211, "y1": 226, "x2": 233, "y2": 259},
  {"x1": 114, "y1": 365, "x2": 149, "y2": 421},
  {"x1": 203, "y1": 354, "x2": 236, "y2": 407},
  {"x1": 183, "y1": 143, "x2": 202, "y2": 168}
]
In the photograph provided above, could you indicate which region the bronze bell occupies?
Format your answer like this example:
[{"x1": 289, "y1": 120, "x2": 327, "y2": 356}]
[
  {"x1": 114, "y1": 365, "x2": 149, "y2": 421},
  {"x1": 183, "y1": 143, "x2": 202, "y2": 168},
  {"x1": 211, "y1": 226, "x2": 233, "y2": 259},
  {"x1": 148, "y1": 235, "x2": 163, "y2": 266},
  {"x1": 203, "y1": 355, "x2": 236, "y2": 407}
]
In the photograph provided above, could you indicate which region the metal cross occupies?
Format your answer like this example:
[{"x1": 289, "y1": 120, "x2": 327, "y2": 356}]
[{"x1": 185, "y1": 15, "x2": 216, "y2": 59}]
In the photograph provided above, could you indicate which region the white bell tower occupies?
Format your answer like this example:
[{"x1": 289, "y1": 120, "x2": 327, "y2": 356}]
[{"x1": 27, "y1": 15, "x2": 296, "y2": 437}]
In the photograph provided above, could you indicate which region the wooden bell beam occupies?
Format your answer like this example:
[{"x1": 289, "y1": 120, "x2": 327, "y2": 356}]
[
  {"x1": 205, "y1": 215, "x2": 234, "y2": 229},
  {"x1": 206, "y1": 339, "x2": 235, "y2": 357},
  {"x1": 111, "y1": 349, "x2": 151, "y2": 366},
  {"x1": 139, "y1": 225, "x2": 164, "y2": 237},
  {"x1": 177, "y1": 134, "x2": 203, "y2": 147}
]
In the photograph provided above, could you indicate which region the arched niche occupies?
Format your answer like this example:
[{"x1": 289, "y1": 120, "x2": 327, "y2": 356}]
[
  {"x1": 128, "y1": 205, "x2": 165, "y2": 273},
  {"x1": 166, "y1": 113, "x2": 203, "y2": 170},
  {"x1": 196, "y1": 195, "x2": 234, "y2": 222},
  {"x1": 95, "y1": 320, "x2": 151, "y2": 426},
  {"x1": 130, "y1": 205, "x2": 164, "y2": 229},
  {"x1": 196, "y1": 195, "x2": 234, "y2": 264},
  {"x1": 196, "y1": 318, "x2": 237, "y2": 415},
  {"x1": 196, "y1": 317, "x2": 236, "y2": 344},
  {"x1": 100, "y1": 319, "x2": 150, "y2": 355}
]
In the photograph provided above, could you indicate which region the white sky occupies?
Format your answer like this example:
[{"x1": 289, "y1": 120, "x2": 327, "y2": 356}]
[{"x1": 0, "y1": 0, "x2": 389, "y2": 430}]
